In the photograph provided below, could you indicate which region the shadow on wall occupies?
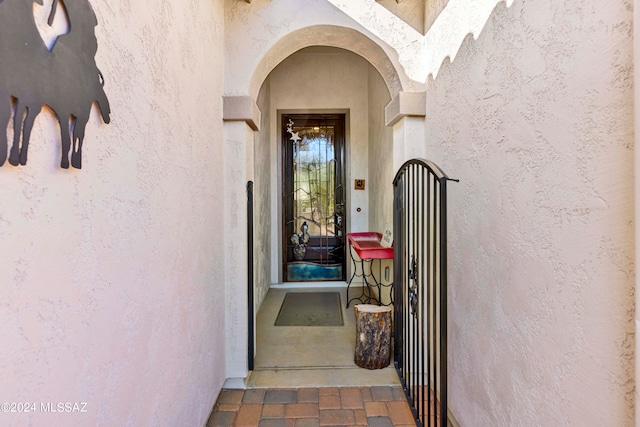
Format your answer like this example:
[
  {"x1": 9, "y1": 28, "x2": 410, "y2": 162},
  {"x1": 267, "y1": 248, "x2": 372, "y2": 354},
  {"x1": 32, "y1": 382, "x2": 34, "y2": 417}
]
[
  {"x1": 375, "y1": 0, "x2": 450, "y2": 35},
  {"x1": 424, "y1": 0, "x2": 514, "y2": 79}
]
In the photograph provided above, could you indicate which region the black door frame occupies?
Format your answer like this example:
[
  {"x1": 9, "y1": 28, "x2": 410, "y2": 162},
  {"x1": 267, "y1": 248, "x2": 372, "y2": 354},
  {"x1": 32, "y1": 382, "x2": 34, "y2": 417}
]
[{"x1": 281, "y1": 113, "x2": 346, "y2": 282}]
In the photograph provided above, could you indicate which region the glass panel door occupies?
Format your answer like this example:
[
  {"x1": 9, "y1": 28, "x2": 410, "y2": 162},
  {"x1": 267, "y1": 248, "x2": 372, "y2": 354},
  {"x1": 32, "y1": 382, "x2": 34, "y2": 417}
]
[{"x1": 283, "y1": 114, "x2": 345, "y2": 281}]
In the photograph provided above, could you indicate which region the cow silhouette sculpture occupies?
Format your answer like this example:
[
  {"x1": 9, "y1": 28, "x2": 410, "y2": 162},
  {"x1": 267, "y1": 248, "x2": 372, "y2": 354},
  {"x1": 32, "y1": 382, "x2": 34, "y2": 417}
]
[{"x1": 0, "y1": 0, "x2": 110, "y2": 169}]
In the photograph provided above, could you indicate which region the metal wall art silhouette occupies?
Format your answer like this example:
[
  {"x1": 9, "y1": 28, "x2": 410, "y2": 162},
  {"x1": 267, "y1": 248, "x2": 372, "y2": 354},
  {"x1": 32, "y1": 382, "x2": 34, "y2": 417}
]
[{"x1": 0, "y1": 0, "x2": 110, "y2": 169}]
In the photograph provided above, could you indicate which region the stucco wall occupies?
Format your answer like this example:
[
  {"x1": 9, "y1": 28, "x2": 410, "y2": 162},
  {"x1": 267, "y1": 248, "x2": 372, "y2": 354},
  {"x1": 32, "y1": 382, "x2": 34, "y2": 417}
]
[
  {"x1": 636, "y1": 0, "x2": 640, "y2": 420},
  {"x1": 366, "y1": 64, "x2": 394, "y2": 302},
  {"x1": 0, "y1": 1, "x2": 227, "y2": 425},
  {"x1": 423, "y1": 0, "x2": 634, "y2": 424},
  {"x1": 224, "y1": 0, "x2": 419, "y2": 101},
  {"x1": 268, "y1": 48, "x2": 371, "y2": 282},
  {"x1": 423, "y1": 0, "x2": 512, "y2": 78},
  {"x1": 254, "y1": 79, "x2": 271, "y2": 312},
  {"x1": 367, "y1": 65, "x2": 393, "y2": 235}
]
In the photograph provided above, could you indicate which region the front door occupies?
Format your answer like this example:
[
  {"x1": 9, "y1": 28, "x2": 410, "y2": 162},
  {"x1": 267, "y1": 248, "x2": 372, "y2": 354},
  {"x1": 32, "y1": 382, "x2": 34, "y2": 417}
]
[{"x1": 282, "y1": 114, "x2": 346, "y2": 282}]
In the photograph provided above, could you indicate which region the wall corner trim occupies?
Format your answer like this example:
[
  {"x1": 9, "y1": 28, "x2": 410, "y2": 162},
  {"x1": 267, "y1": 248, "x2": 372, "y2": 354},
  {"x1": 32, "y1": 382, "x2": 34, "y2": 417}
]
[
  {"x1": 385, "y1": 92, "x2": 426, "y2": 126},
  {"x1": 222, "y1": 377, "x2": 248, "y2": 390},
  {"x1": 223, "y1": 96, "x2": 261, "y2": 131}
]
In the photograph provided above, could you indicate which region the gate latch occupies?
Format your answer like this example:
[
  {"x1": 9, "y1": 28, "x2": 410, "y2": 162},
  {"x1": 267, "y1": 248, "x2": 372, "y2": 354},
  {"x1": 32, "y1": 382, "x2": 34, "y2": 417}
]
[{"x1": 409, "y1": 255, "x2": 418, "y2": 317}]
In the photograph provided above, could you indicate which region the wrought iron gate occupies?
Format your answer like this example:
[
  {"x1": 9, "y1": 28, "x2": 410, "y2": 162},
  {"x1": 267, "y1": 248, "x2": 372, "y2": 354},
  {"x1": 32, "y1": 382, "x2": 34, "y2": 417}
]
[{"x1": 393, "y1": 159, "x2": 457, "y2": 427}]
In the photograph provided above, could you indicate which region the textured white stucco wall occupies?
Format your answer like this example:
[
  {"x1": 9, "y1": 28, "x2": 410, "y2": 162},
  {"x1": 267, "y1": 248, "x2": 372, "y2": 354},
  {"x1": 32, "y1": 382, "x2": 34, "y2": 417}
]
[
  {"x1": 423, "y1": 0, "x2": 634, "y2": 424},
  {"x1": 0, "y1": 1, "x2": 227, "y2": 425},
  {"x1": 367, "y1": 65, "x2": 393, "y2": 235},
  {"x1": 366, "y1": 65, "x2": 394, "y2": 302},
  {"x1": 254, "y1": 79, "x2": 272, "y2": 315},
  {"x1": 224, "y1": 0, "x2": 417, "y2": 100},
  {"x1": 423, "y1": 0, "x2": 513, "y2": 79},
  {"x1": 635, "y1": 0, "x2": 640, "y2": 422},
  {"x1": 325, "y1": 0, "x2": 424, "y2": 83},
  {"x1": 223, "y1": 120, "x2": 254, "y2": 383}
]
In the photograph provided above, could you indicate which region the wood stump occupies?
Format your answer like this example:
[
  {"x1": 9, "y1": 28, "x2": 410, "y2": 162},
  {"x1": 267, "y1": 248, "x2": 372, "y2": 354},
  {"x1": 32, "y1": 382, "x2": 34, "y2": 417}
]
[{"x1": 354, "y1": 304, "x2": 392, "y2": 369}]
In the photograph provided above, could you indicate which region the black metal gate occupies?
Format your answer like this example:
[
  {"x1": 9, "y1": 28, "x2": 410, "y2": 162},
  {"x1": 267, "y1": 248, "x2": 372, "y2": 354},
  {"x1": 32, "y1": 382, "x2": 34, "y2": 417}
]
[{"x1": 393, "y1": 159, "x2": 457, "y2": 427}]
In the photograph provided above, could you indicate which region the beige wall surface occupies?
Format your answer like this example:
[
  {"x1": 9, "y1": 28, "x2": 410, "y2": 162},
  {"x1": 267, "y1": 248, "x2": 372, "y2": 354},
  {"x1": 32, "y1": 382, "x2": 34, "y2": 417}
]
[
  {"x1": 367, "y1": 65, "x2": 393, "y2": 236},
  {"x1": 366, "y1": 65, "x2": 394, "y2": 301},
  {"x1": 0, "y1": 0, "x2": 227, "y2": 425},
  {"x1": 255, "y1": 79, "x2": 272, "y2": 313},
  {"x1": 423, "y1": 0, "x2": 634, "y2": 424},
  {"x1": 224, "y1": 0, "x2": 365, "y2": 97},
  {"x1": 225, "y1": 0, "x2": 418, "y2": 101}
]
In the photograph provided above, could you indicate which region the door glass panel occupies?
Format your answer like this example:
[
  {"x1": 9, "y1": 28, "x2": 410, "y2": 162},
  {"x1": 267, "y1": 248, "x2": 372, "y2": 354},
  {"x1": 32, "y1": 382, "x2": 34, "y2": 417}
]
[{"x1": 283, "y1": 115, "x2": 345, "y2": 281}]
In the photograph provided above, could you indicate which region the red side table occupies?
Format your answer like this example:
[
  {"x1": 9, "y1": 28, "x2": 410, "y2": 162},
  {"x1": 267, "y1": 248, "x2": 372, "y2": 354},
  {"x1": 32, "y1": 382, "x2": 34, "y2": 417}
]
[{"x1": 346, "y1": 232, "x2": 394, "y2": 308}]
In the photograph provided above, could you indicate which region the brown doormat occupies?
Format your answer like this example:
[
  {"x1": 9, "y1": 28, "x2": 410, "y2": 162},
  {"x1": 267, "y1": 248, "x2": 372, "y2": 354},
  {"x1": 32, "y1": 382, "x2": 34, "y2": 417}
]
[{"x1": 274, "y1": 292, "x2": 344, "y2": 326}]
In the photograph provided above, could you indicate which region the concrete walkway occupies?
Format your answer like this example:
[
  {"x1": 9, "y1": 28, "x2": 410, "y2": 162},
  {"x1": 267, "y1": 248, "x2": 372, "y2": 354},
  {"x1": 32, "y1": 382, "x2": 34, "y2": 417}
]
[{"x1": 206, "y1": 385, "x2": 416, "y2": 426}]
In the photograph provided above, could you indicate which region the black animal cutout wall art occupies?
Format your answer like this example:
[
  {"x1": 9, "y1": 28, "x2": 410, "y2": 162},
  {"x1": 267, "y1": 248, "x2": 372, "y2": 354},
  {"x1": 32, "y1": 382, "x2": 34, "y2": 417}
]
[{"x1": 0, "y1": 0, "x2": 110, "y2": 169}]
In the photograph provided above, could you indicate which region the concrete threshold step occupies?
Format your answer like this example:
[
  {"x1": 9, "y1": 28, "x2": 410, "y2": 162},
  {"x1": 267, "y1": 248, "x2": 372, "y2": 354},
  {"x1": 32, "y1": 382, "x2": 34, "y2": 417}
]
[{"x1": 246, "y1": 365, "x2": 400, "y2": 388}]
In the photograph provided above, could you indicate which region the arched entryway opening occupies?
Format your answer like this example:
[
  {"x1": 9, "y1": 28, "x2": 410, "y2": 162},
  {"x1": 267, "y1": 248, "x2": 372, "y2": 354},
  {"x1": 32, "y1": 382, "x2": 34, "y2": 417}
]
[
  {"x1": 222, "y1": 24, "x2": 426, "y2": 386},
  {"x1": 248, "y1": 24, "x2": 405, "y2": 295},
  {"x1": 249, "y1": 43, "x2": 398, "y2": 384}
]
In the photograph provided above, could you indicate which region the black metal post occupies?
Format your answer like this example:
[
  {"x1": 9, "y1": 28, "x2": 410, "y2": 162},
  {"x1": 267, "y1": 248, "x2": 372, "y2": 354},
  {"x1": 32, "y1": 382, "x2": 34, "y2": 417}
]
[{"x1": 247, "y1": 181, "x2": 254, "y2": 371}]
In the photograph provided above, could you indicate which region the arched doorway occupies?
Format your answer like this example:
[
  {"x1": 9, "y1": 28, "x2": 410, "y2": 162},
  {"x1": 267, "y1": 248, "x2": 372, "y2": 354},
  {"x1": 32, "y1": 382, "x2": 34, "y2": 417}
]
[
  {"x1": 222, "y1": 24, "x2": 425, "y2": 385},
  {"x1": 256, "y1": 45, "x2": 394, "y2": 287},
  {"x1": 247, "y1": 45, "x2": 396, "y2": 380}
]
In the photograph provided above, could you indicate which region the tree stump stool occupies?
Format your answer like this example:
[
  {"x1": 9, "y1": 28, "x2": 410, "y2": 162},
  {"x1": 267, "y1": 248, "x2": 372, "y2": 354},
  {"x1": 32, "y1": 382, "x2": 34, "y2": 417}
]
[{"x1": 354, "y1": 304, "x2": 392, "y2": 369}]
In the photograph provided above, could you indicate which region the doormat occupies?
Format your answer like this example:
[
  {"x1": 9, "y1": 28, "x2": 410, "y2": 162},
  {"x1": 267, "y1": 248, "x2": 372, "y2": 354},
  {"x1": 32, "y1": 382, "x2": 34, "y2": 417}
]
[{"x1": 275, "y1": 292, "x2": 344, "y2": 326}]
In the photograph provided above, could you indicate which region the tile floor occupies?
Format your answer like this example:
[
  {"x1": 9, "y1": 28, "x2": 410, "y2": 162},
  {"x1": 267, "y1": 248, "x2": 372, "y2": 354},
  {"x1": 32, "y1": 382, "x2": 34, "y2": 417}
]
[
  {"x1": 207, "y1": 286, "x2": 417, "y2": 426},
  {"x1": 206, "y1": 386, "x2": 417, "y2": 427}
]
